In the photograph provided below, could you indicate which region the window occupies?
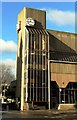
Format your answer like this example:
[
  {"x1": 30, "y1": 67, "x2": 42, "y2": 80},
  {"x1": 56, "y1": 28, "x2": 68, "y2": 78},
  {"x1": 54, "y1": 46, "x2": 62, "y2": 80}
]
[
  {"x1": 42, "y1": 36, "x2": 45, "y2": 50},
  {"x1": 29, "y1": 34, "x2": 35, "y2": 51},
  {"x1": 32, "y1": 34, "x2": 35, "y2": 50},
  {"x1": 42, "y1": 56, "x2": 45, "y2": 69}
]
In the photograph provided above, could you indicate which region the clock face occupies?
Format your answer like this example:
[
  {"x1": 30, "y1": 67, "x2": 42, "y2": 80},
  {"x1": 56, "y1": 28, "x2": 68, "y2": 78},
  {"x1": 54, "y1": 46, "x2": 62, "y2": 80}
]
[{"x1": 26, "y1": 18, "x2": 35, "y2": 26}]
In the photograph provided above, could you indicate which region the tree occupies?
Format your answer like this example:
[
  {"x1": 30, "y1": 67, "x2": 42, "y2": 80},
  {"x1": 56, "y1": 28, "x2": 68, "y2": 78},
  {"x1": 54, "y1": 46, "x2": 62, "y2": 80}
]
[{"x1": 0, "y1": 64, "x2": 14, "y2": 84}]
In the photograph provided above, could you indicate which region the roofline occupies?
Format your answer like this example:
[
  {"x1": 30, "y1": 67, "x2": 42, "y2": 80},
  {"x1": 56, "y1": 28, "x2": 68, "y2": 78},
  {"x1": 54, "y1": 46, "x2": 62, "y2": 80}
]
[
  {"x1": 25, "y1": 7, "x2": 46, "y2": 12},
  {"x1": 47, "y1": 29, "x2": 77, "y2": 35}
]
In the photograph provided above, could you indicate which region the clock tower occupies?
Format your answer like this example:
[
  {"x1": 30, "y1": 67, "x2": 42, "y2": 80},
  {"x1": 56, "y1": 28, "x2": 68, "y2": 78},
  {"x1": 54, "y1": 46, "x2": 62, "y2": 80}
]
[{"x1": 16, "y1": 7, "x2": 49, "y2": 111}]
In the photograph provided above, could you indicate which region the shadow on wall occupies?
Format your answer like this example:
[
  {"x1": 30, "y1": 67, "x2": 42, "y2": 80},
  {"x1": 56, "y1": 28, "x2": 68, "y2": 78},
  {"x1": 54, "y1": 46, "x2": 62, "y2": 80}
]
[
  {"x1": 16, "y1": 37, "x2": 22, "y2": 99},
  {"x1": 50, "y1": 81, "x2": 59, "y2": 109},
  {"x1": 34, "y1": 20, "x2": 43, "y2": 29}
]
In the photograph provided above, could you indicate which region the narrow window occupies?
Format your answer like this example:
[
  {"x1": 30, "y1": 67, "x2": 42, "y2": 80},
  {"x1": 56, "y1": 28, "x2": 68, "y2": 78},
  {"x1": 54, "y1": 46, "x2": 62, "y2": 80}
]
[{"x1": 42, "y1": 36, "x2": 45, "y2": 50}]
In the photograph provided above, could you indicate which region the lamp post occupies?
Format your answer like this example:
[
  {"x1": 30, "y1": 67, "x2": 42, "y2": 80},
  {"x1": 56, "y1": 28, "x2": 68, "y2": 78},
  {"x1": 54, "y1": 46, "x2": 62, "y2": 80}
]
[{"x1": 59, "y1": 88, "x2": 62, "y2": 104}]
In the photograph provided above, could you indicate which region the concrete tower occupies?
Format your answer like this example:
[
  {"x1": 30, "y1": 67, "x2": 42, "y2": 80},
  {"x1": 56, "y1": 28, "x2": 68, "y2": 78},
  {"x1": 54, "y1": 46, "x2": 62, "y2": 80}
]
[{"x1": 16, "y1": 7, "x2": 49, "y2": 111}]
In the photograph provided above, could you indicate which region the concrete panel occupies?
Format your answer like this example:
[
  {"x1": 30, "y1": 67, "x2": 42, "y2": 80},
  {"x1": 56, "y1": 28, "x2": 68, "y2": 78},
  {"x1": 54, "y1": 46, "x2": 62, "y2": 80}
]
[
  {"x1": 51, "y1": 63, "x2": 77, "y2": 88},
  {"x1": 48, "y1": 30, "x2": 77, "y2": 53},
  {"x1": 26, "y1": 8, "x2": 46, "y2": 29},
  {"x1": 58, "y1": 104, "x2": 75, "y2": 110},
  {"x1": 51, "y1": 73, "x2": 76, "y2": 88},
  {"x1": 51, "y1": 63, "x2": 77, "y2": 74}
]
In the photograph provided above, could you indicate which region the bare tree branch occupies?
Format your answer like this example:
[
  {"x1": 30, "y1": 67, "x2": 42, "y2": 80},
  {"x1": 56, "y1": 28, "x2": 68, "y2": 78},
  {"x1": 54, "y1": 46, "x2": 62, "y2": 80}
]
[{"x1": 0, "y1": 64, "x2": 14, "y2": 84}]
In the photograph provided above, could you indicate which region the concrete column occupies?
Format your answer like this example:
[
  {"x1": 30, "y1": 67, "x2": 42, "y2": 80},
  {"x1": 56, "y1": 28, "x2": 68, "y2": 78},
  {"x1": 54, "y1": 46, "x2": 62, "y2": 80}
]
[
  {"x1": 21, "y1": 27, "x2": 25, "y2": 111},
  {"x1": 48, "y1": 34, "x2": 50, "y2": 110}
]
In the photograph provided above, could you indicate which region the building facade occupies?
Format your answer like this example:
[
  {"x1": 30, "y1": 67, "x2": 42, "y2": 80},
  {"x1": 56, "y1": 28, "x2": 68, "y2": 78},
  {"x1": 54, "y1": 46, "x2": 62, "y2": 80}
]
[{"x1": 16, "y1": 7, "x2": 77, "y2": 110}]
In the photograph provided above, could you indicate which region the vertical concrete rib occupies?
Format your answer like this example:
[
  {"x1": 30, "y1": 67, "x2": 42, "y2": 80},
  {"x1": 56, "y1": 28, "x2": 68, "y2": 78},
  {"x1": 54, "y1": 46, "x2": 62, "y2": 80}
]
[
  {"x1": 48, "y1": 34, "x2": 50, "y2": 110},
  {"x1": 25, "y1": 28, "x2": 29, "y2": 102},
  {"x1": 21, "y1": 27, "x2": 25, "y2": 111},
  {"x1": 45, "y1": 35, "x2": 46, "y2": 101},
  {"x1": 30, "y1": 33, "x2": 32, "y2": 101},
  {"x1": 33, "y1": 34, "x2": 35, "y2": 101}
]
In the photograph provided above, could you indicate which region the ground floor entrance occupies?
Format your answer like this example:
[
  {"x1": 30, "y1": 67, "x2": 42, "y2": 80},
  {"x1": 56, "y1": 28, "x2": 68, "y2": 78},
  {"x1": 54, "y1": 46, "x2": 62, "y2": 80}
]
[
  {"x1": 23, "y1": 81, "x2": 77, "y2": 110},
  {"x1": 50, "y1": 82, "x2": 77, "y2": 109},
  {"x1": 59, "y1": 82, "x2": 77, "y2": 104}
]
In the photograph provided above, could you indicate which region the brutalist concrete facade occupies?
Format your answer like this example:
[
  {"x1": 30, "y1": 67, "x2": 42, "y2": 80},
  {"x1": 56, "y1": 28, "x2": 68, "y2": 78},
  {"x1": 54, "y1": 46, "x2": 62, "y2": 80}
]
[{"x1": 16, "y1": 7, "x2": 77, "y2": 111}]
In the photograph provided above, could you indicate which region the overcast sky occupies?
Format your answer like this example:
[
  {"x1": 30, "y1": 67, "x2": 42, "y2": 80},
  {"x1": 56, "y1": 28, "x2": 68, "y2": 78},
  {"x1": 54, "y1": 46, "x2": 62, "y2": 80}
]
[{"x1": 0, "y1": 2, "x2": 76, "y2": 74}]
